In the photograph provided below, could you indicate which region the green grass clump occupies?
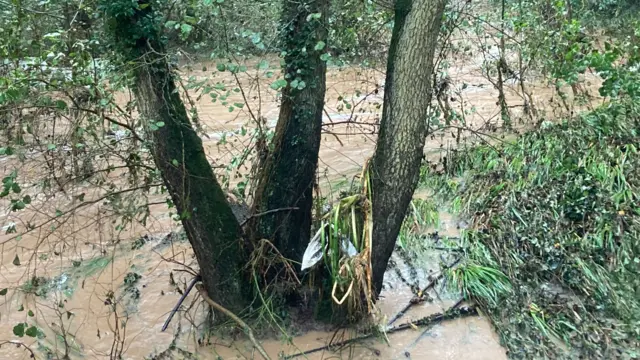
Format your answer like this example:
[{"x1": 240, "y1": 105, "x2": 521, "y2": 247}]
[{"x1": 427, "y1": 101, "x2": 640, "y2": 359}]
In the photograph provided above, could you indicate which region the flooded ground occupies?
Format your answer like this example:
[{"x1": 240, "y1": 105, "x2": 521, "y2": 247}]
[{"x1": 0, "y1": 27, "x2": 602, "y2": 359}]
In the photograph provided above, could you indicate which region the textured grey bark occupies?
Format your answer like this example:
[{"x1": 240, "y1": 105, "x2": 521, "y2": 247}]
[
  {"x1": 370, "y1": 0, "x2": 446, "y2": 295},
  {"x1": 105, "y1": 1, "x2": 250, "y2": 312},
  {"x1": 248, "y1": 0, "x2": 329, "y2": 265}
]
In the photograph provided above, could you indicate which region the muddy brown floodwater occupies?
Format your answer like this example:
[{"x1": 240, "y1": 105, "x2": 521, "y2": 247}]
[{"x1": 0, "y1": 45, "x2": 601, "y2": 359}]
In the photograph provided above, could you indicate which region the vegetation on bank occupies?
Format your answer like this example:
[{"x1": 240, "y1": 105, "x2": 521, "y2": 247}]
[{"x1": 422, "y1": 100, "x2": 640, "y2": 358}]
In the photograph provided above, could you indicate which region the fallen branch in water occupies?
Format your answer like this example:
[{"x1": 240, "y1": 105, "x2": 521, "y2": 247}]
[
  {"x1": 387, "y1": 256, "x2": 462, "y2": 326},
  {"x1": 196, "y1": 284, "x2": 272, "y2": 360},
  {"x1": 284, "y1": 305, "x2": 477, "y2": 359}
]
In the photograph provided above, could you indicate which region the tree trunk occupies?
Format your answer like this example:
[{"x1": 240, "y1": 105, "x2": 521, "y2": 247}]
[
  {"x1": 370, "y1": 0, "x2": 446, "y2": 295},
  {"x1": 247, "y1": 0, "x2": 329, "y2": 264},
  {"x1": 103, "y1": 1, "x2": 250, "y2": 312}
]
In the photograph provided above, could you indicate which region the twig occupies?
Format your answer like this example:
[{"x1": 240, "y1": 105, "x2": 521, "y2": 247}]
[
  {"x1": 387, "y1": 256, "x2": 462, "y2": 326},
  {"x1": 161, "y1": 275, "x2": 201, "y2": 332},
  {"x1": 0, "y1": 340, "x2": 36, "y2": 358},
  {"x1": 196, "y1": 284, "x2": 272, "y2": 360},
  {"x1": 240, "y1": 207, "x2": 299, "y2": 227},
  {"x1": 284, "y1": 306, "x2": 478, "y2": 359}
]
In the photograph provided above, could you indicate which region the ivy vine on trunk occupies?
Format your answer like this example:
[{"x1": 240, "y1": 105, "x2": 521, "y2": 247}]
[
  {"x1": 247, "y1": 0, "x2": 330, "y2": 266},
  {"x1": 101, "y1": 0, "x2": 251, "y2": 312}
]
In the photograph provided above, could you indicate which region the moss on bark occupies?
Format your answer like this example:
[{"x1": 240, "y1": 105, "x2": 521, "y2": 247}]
[{"x1": 103, "y1": 0, "x2": 250, "y2": 312}]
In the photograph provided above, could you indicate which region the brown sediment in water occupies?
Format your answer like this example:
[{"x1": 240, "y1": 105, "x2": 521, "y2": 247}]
[{"x1": 0, "y1": 41, "x2": 601, "y2": 358}]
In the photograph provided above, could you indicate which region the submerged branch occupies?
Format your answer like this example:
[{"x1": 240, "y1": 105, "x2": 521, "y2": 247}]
[
  {"x1": 387, "y1": 256, "x2": 462, "y2": 326},
  {"x1": 284, "y1": 305, "x2": 478, "y2": 359}
]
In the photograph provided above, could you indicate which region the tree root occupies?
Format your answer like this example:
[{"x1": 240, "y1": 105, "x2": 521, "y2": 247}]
[{"x1": 196, "y1": 284, "x2": 272, "y2": 360}]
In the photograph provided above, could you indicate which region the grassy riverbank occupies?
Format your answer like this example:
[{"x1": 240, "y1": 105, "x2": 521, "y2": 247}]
[{"x1": 421, "y1": 101, "x2": 640, "y2": 359}]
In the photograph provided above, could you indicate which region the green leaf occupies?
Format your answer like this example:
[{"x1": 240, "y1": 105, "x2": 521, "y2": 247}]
[
  {"x1": 216, "y1": 63, "x2": 226, "y2": 72},
  {"x1": 257, "y1": 60, "x2": 269, "y2": 70},
  {"x1": 12, "y1": 254, "x2": 20, "y2": 266},
  {"x1": 165, "y1": 21, "x2": 177, "y2": 28},
  {"x1": 47, "y1": 144, "x2": 56, "y2": 150},
  {"x1": 139, "y1": 3, "x2": 150, "y2": 9},
  {"x1": 314, "y1": 41, "x2": 326, "y2": 51},
  {"x1": 13, "y1": 323, "x2": 25, "y2": 337},
  {"x1": 180, "y1": 24, "x2": 193, "y2": 35},
  {"x1": 25, "y1": 326, "x2": 38, "y2": 338},
  {"x1": 22, "y1": 195, "x2": 31, "y2": 205},
  {"x1": 28, "y1": 310, "x2": 34, "y2": 317},
  {"x1": 228, "y1": 106, "x2": 234, "y2": 112},
  {"x1": 320, "y1": 53, "x2": 331, "y2": 61},
  {"x1": 171, "y1": 159, "x2": 179, "y2": 166},
  {"x1": 18, "y1": 304, "x2": 24, "y2": 311},
  {"x1": 270, "y1": 79, "x2": 287, "y2": 90},
  {"x1": 233, "y1": 102, "x2": 244, "y2": 109},
  {"x1": 55, "y1": 209, "x2": 63, "y2": 217},
  {"x1": 227, "y1": 63, "x2": 239, "y2": 73},
  {"x1": 11, "y1": 201, "x2": 25, "y2": 211},
  {"x1": 11, "y1": 182, "x2": 21, "y2": 193},
  {"x1": 0, "y1": 288, "x2": 7, "y2": 295},
  {"x1": 55, "y1": 100, "x2": 67, "y2": 110},
  {"x1": 155, "y1": 121, "x2": 165, "y2": 128},
  {"x1": 306, "y1": 13, "x2": 322, "y2": 21}
]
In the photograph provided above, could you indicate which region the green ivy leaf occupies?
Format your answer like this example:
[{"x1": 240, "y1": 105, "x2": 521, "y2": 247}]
[
  {"x1": 314, "y1": 41, "x2": 326, "y2": 51},
  {"x1": 13, "y1": 323, "x2": 25, "y2": 337},
  {"x1": 234, "y1": 102, "x2": 244, "y2": 109},
  {"x1": 0, "y1": 288, "x2": 7, "y2": 296},
  {"x1": 22, "y1": 195, "x2": 31, "y2": 205},
  {"x1": 28, "y1": 310, "x2": 34, "y2": 317},
  {"x1": 172, "y1": 159, "x2": 179, "y2": 166},
  {"x1": 257, "y1": 60, "x2": 269, "y2": 70},
  {"x1": 25, "y1": 326, "x2": 38, "y2": 338},
  {"x1": 12, "y1": 254, "x2": 20, "y2": 266},
  {"x1": 270, "y1": 79, "x2": 287, "y2": 90}
]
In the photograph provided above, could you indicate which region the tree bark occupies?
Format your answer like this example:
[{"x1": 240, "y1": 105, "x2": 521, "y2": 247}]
[
  {"x1": 247, "y1": 0, "x2": 329, "y2": 264},
  {"x1": 370, "y1": 0, "x2": 446, "y2": 295},
  {"x1": 104, "y1": 1, "x2": 250, "y2": 312}
]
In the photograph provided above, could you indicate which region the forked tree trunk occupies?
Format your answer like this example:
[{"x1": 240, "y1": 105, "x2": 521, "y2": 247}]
[
  {"x1": 104, "y1": 1, "x2": 249, "y2": 312},
  {"x1": 247, "y1": 0, "x2": 329, "y2": 264},
  {"x1": 370, "y1": 0, "x2": 446, "y2": 295}
]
